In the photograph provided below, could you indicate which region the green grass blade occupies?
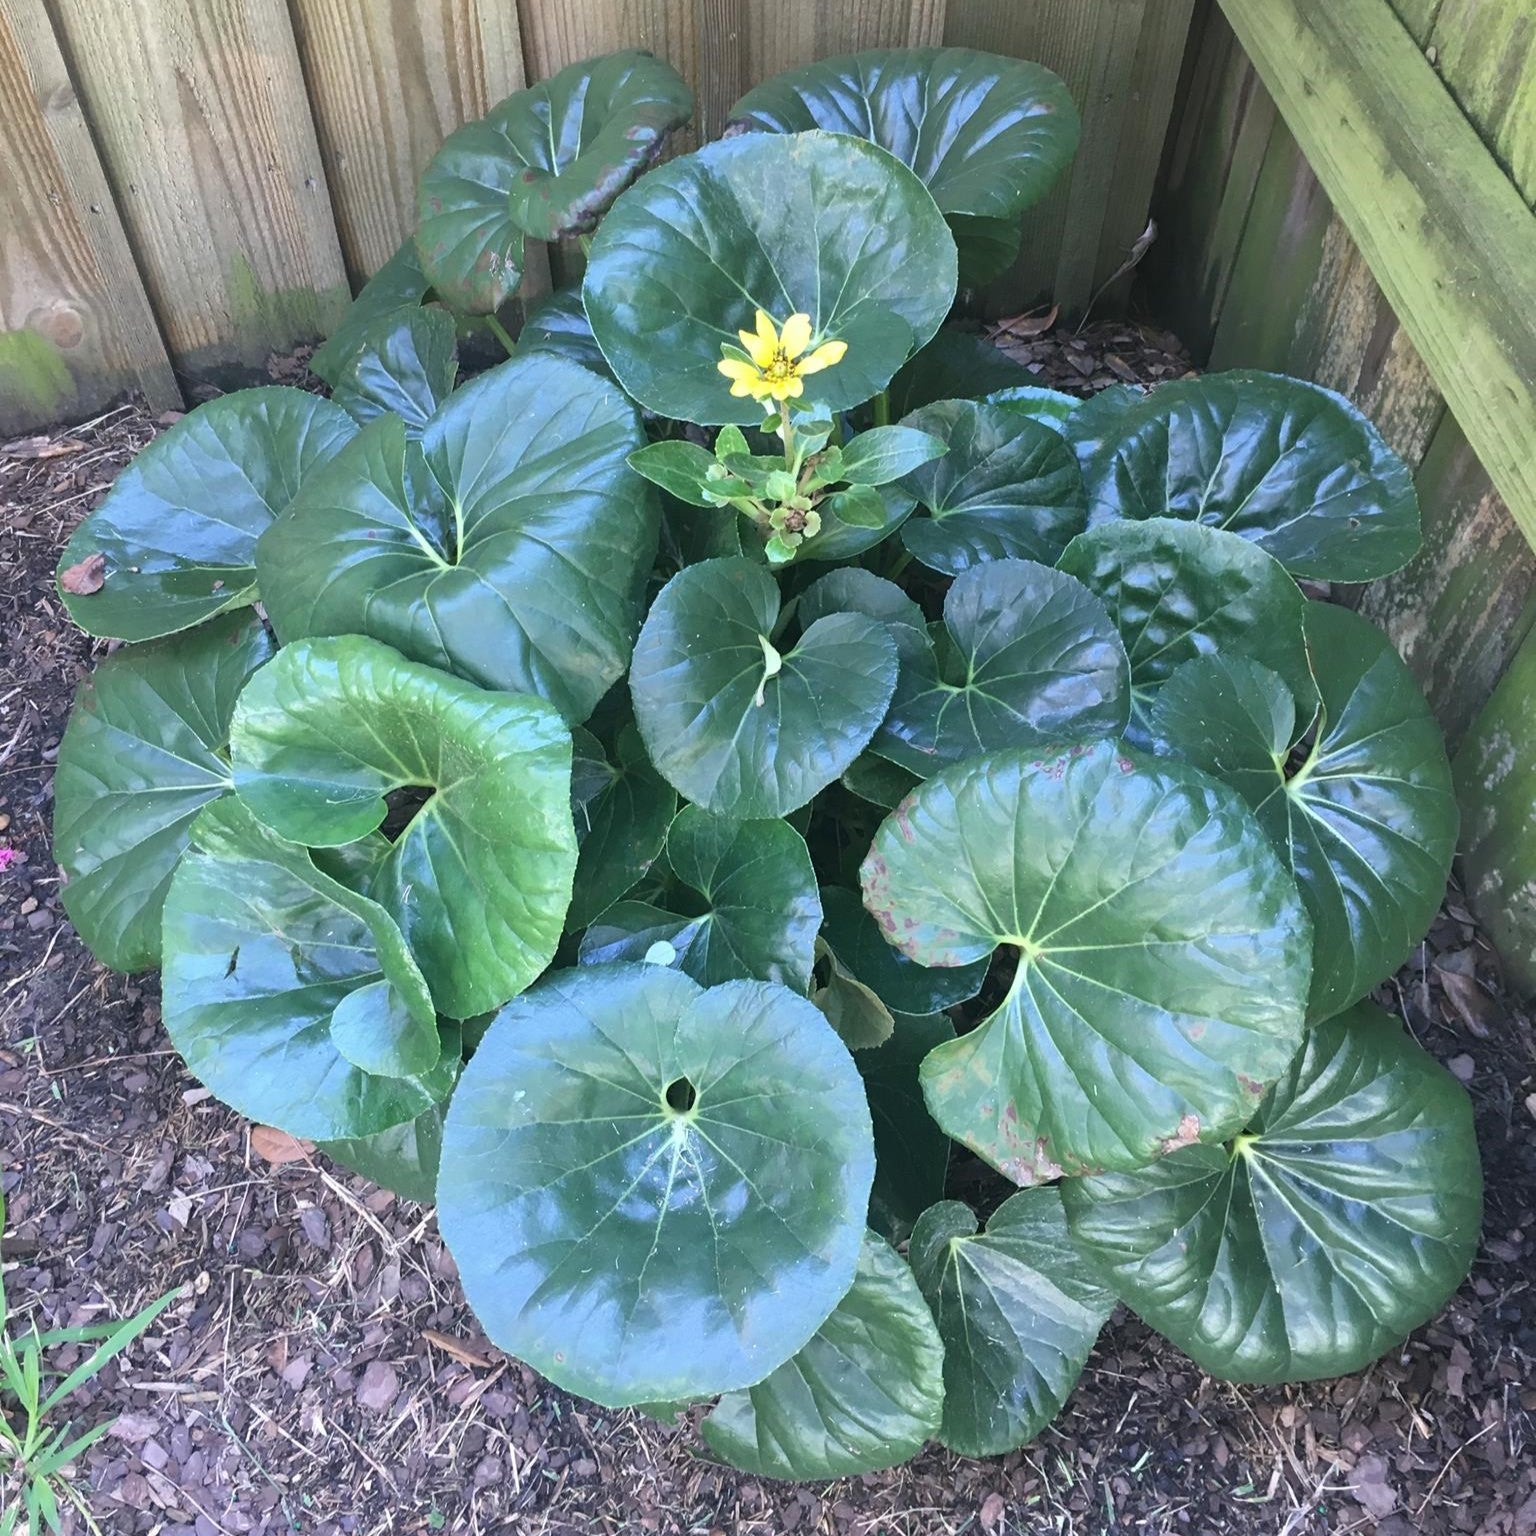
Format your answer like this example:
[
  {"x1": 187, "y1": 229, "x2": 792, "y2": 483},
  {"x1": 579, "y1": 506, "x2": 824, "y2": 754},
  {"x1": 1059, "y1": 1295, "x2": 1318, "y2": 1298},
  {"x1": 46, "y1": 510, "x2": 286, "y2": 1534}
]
[{"x1": 36, "y1": 1289, "x2": 177, "y2": 1419}]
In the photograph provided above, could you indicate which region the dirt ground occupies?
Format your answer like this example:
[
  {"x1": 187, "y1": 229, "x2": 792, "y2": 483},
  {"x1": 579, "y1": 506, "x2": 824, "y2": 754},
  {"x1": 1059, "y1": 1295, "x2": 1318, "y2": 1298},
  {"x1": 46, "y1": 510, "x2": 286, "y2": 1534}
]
[{"x1": 2, "y1": 323, "x2": 1534, "y2": 1536}]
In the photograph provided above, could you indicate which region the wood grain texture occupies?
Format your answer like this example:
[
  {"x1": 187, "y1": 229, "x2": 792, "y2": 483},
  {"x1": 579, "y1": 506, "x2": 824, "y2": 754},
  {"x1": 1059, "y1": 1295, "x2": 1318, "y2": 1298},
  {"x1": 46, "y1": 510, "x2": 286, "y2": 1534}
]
[
  {"x1": 45, "y1": 0, "x2": 350, "y2": 379},
  {"x1": 1214, "y1": 0, "x2": 1536, "y2": 550},
  {"x1": 289, "y1": 0, "x2": 528, "y2": 283},
  {"x1": 0, "y1": 0, "x2": 177, "y2": 432},
  {"x1": 743, "y1": 0, "x2": 946, "y2": 82}
]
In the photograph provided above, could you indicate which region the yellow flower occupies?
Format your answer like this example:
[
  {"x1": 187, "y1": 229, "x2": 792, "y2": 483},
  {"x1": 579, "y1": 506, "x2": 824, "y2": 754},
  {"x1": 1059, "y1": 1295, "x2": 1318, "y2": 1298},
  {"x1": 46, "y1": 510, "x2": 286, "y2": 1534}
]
[{"x1": 717, "y1": 310, "x2": 848, "y2": 402}]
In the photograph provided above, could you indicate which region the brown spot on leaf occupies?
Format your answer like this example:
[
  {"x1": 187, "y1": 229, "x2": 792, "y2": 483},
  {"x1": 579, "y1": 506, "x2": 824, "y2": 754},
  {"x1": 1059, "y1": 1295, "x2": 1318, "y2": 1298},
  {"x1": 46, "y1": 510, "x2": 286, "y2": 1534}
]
[
  {"x1": 60, "y1": 552, "x2": 106, "y2": 595},
  {"x1": 1159, "y1": 1113, "x2": 1202, "y2": 1154}
]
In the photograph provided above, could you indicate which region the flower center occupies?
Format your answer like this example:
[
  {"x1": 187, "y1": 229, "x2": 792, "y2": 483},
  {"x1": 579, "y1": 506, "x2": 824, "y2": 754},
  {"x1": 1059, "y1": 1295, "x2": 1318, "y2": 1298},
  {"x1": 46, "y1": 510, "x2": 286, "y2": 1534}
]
[{"x1": 763, "y1": 348, "x2": 795, "y2": 381}]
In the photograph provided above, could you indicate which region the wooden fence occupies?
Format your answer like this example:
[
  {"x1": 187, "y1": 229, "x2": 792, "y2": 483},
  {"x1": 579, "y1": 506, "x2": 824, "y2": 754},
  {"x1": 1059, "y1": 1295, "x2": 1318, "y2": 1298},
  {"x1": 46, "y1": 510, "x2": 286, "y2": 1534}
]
[
  {"x1": 0, "y1": 0, "x2": 1199, "y2": 435},
  {"x1": 1145, "y1": 0, "x2": 1536, "y2": 987}
]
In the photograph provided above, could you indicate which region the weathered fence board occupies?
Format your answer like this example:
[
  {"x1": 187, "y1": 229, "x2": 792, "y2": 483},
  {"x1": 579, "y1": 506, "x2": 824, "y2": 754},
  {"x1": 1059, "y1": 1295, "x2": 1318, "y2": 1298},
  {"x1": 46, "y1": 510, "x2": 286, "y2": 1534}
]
[
  {"x1": 44, "y1": 0, "x2": 350, "y2": 381},
  {"x1": 0, "y1": 0, "x2": 177, "y2": 434},
  {"x1": 289, "y1": 0, "x2": 529, "y2": 285}
]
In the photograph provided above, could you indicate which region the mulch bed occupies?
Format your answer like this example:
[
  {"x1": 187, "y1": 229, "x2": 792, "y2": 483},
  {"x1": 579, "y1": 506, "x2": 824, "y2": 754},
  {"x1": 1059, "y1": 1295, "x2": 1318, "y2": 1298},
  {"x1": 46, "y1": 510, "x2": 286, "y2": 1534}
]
[{"x1": 2, "y1": 320, "x2": 1534, "y2": 1536}]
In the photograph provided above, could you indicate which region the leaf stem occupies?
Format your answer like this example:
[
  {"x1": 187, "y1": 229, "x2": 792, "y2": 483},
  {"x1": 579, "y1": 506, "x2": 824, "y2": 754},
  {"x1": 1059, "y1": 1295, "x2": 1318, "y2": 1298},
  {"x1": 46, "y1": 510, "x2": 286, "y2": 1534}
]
[
  {"x1": 485, "y1": 314, "x2": 517, "y2": 357},
  {"x1": 872, "y1": 390, "x2": 891, "y2": 428}
]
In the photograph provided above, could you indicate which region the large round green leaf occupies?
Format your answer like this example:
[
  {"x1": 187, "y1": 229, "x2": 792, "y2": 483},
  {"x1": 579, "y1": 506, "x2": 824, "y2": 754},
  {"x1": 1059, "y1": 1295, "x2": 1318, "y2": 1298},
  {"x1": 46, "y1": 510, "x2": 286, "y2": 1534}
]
[
  {"x1": 518, "y1": 286, "x2": 611, "y2": 379},
  {"x1": 436, "y1": 965, "x2": 874, "y2": 1406},
  {"x1": 580, "y1": 807, "x2": 821, "y2": 991},
  {"x1": 909, "y1": 1190, "x2": 1115, "y2": 1456},
  {"x1": 727, "y1": 47, "x2": 1078, "y2": 224},
  {"x1": 321, "y1": 1101, "x2": 446, "y2": 1204},
  {"x1": 821, "y1": 885, "x2": 986, "y2": 1017},
  {"x1": 1057, "y1": 517, "x2": 1316, "y2": 742},
  {"x1": 1062, "y1": 1002, "x2": 1481, "y2": 1383},
  {"x1": 1151, "y1": 603, "x2": 1457, "y2": 1020},
  {"x1": 53, "y1": 611, "x2": 274, "y2": 972},
  {"x1": 860, "y1": 742, "x2": 1312, "y2": 1183},
  {"x1": 1081, "y1": 371, "x2": 1420, "y2": 581},
  {"x1": 328, "y1": 307, "x2": 458, "y2": 438},
  {"x1": 568, "y1": 723, "x2": 677, "y2": 930},
  {"x1": 161, "y1": 798, "x2": 457, "y2": 1141},
  {"x1": 257, "y1": 352, "x2": 658, "y2": 724},
  {"x1": 856, "y1": 1010, "x2": 955, "y2": 1244},
  {"x1": 702, "y1": 1230, "x2": 944, "y2": 1478},
  {"x1": 897, "y1": 400, "x2": 1087, "y2": 575},
  {"x1": 871, "y1": 559, "x2": 1129, "y2": 774},
  {"x1": 630, "y1": 557, "x2": 899, "y2": 818},
  {"x1": 229, "y1": 636, "x2": 576, "y2": 1019},
  {"x1": 56, "y1": 389, "x2": 357, "y2": 642},
  {"x1": 584, "y1": 130, "x2": 957, "y2": 425},
  {"x1": 311, "y1": 237, "x2": 433, "y2": 386}
]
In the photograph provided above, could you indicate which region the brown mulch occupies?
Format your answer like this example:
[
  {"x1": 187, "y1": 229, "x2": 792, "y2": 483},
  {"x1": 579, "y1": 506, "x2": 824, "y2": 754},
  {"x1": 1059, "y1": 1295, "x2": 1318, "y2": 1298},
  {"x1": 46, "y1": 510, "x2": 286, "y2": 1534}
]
[{"x1": 1, "y1": 323, "x2": 1534, "y2": 1536}]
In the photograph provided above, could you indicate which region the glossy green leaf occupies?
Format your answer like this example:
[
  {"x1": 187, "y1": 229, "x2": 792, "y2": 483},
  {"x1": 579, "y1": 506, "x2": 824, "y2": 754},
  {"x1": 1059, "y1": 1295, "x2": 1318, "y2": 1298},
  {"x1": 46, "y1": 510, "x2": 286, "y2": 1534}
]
[
  {"x1": 328, "y1": 307, "x2": 458, "y2": 437},
  {"x1": 230, "y1": 635, "x2": 576, "y2": 1019},
  {"x1": 797, "y1": 568, "x2": 924, "y2": 634},
  {"x1": 888, "y1": 328, "x2": 1033, "y2": 417},
  {"x1": 584, "y1": 130, "x2": 957, "y2": 425},
  {"x1": 1151, "y1": 603, "x2": 1457, "y2": 1020},
  {"x1": 861, "y1": 742, "x2": 1311, "y2": 1182},
  {"x1": 984, "y1": 383, "x2": 1080, "y2": 432},
  {"x1": 53, "y1": 611, "x2": 274, "y2": 972},
  {"x1": 311, "y1": 237, "x2": 433, "y2": 386},
  {"x1": 568, "y1": 723, "x2": 677, "y2": 930},
  {"x1": 162, "y1": 799, "x2": 456, "y2": 1141},
  {"x1": 806, "y1": 483, "x2": 917, "y2": 562},
  {"x1": 1082, "y1": 371, "x2": 1420, "y2": 581},
  {"x1": 630, "y1": 557, "x2": 899, "y2": 818},
  {"x1": 819, "y1": 886, "x2": 985, "y2": 1017},
  {"x1": 321, "y1": 1101, "x2": 447, "y2": 1204},
  {"x1": 950, "y1": 213, "x2": 1023, "y2": 289},
  {"x1": 841, "y1": 751, "x2": 920, "y2": 809},
  {"x1": 856, "y1": 1010, "x2": 954, "y2": 1243},
  {"x1": 436, "y1": 965, "x2": 874, "y2": 1405},
  {"x1": 703, "y1": 1230, "x2": 944, "y2": 1478},
  {"x1": 1063, "y1": 1002, "x2": 1481, "y2": 1382},
  {"x1": 839, "y1": 426, "x2": 947, "y2": 486},
  {"x1": 627, "y1": 439, "x2": 722, "y2": 507},
  {"x1": 580, "y1": 807, "x2": 821, "y2": 990},
  {"x1": 258, "y1": 352, "x2": 658, "y2": 723},
  {"x1": 1057, "y1": 517, "x2": 1316, "y2": 742},
  {"x1": 910, "y1": 1190, "x2": 1115, "y2": 1456},
  {"x1": 57, "y1": 388, "x2": 357, "y2": 641},
  {"x1": 1059, "y1": 383, "x2": 1142, "y2": 464},
  {"x1": 518, "y1": 286, "x2": 612, "y2": 378},
  {"x1": 898, "y1": 400, "x2": 1087, "y2": 574},
  {"x1": 812, "y1": 941, "x2": 895, "y2": 1050},
  {"x1": 728, "y1": 48, "x2": 1078, "y2": 221},
  {"x1": 873, "y1": 559, "x2": 1129, "y2": 774}
]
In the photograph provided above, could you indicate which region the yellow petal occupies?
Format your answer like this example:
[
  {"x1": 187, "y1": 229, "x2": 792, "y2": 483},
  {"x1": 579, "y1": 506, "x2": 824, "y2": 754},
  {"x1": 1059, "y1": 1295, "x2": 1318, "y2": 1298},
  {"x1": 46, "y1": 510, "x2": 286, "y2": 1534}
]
[
  {"x1": 718, "y1": 357, "x2": 758, "y2": 381},
  {"x1": 744, "y1": 310, "x2": 780, "y2": 369},
  {"x1": 784, "y1": 375, "x2": 805, "y2": 399},
  {"x1": 779, "y1": 312, "x2": 812, "y2": 359},
  {"x1": 797, "y1": 338, "x2": 847, "y2": 376}
]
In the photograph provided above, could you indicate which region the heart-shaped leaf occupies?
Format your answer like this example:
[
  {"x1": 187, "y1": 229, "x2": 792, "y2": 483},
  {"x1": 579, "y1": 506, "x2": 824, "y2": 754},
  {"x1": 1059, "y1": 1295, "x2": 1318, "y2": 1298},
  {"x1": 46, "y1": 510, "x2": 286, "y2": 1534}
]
[
  {"x1": 321, "y1": 1101, "x2": 446, "y2": 1204},
  {"x1": 728, "y1": 47, "x2": 1079, "y2": 231},
  {"x1": 820, "y1": 886, "x2": 986, "y2": 1017},
  {"x1": 311, "y1": 237, "x2": 433, "y2": 386},
  {"x1": 258, "y1": 352, "x2": 658, "y2": 724},
  {"x1": 1081, "y1": 371, "x2": 1420, "y2": 581},
  {"x1": 436, "y1": 965, "x2": 874, "y2": 1405},
  {"x1": 579, "y1": 806, "x2": 821, "y2": 990},
  {"x1": 898, "y1": 400, "x2": 1087, "y2": 575},
  {"x1": 1062, "y1": 1002, "x2": 1481, "y2": 1382},
  {"x1": 1058, "y1": 383, "x2": 1142, "y2": 464},
  {"x1": 584, "y1": 130, "x2": 957, "y2": 425},
  {"x1": 53, "y1": 610, "x2": 274, "y2": 972},
  {"x1": 329, "y1": 307, "x2": 458, "y2": 437},
  {"x1": 630, "y1": 557, "x2": 899, "y2": 818},
  {"x1": 984, "y1": 383, "x2": 1080, "y2": 432},
  {"x1": 1057, "y1": 517, "x2": 1316, "y2": 742},
  {"x1": 57, "y1": 389, "x2": 358, "y2": 641},
  {"x1": 910, "y1": 1190, "x2": 1115, "y2": 1456},
  {"x1": 839, "y1": 426, "x2": 948, "y2": 486},
  {"x1": 518, "y1": 286, "x2": 612, "y2": 379},
  {"x1": 162, "y1": 798, "x2": 456, "y2": 1141},
  {"x1": 860, "y1": 742, "x2": 1311, "y2": 1183},
  {"x1": 1151, "y1": 602, "x2": 1457, "y2": 1020},
  {"x1": 230, "y1": 635, "x2": 576, "y2": 1019},
  {"x1": 797, "y1": 568, "x2": 924, "y2": 633},
  {"x1": 872, "y1": 559, "x2": 1129, "y2": 774},
  {"x1": 568, "y1": 723, "x2": 677, "y2": 929},
  {"x1": 702, "y1": 1230, "x2": 944, "y2": 1478},
  {"x1": 857, "y1": 1010, "x2": 955, "y2": 1243}
]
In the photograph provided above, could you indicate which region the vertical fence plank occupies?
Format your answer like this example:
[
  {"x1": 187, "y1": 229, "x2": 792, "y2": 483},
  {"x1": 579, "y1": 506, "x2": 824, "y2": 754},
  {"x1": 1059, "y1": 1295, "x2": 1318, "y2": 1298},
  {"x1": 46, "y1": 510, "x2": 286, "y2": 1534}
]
[
  {"x1": 0, "y1": 0, "x2": 177, "y2": 433},
  {"x1": 46, "y1": 0, "x2": 350, "y2": 382},
  {"x1": 288, "y1": 0, "x2": 530, "y2": 285},
  {"x1": 744, "y1": 0, "x2": 946, "y2": 80}
]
